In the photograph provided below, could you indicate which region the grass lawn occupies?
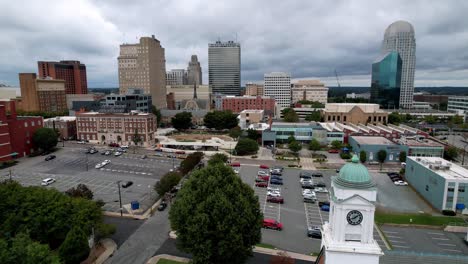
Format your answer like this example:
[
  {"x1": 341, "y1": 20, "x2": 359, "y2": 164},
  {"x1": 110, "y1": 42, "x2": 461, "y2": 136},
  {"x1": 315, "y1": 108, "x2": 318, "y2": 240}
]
[
  {"x1": 157, "y1": 258, "x2": 185, "y2": 264},
  {"x1": 256, "y1": 243, "x2": 276, "y2": 249},
  {"x1": 375, "y1": 212, "x2": 466, "y2": 226}
]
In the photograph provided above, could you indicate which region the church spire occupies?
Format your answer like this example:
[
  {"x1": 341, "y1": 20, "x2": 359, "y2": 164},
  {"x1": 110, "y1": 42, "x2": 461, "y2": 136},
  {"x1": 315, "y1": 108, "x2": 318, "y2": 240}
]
[{"x1": 193, "y1": 83, "x2": 197, "y2": 99}]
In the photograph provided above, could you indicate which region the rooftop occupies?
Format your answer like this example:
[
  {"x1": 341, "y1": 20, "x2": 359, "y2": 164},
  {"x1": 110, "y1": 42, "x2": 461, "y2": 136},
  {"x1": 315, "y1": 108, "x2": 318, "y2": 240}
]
[
  {"x1": 408, "y1": 156, "x2": 468, "y2": 182},
  {"x1": 351, "y1": 136, "x2": 396, "y2": 145},
  {"x1": 240, "y1": 109, "x2": 264, "y2": 114},
  {"x1": 77, "y1": 111, "x2": 151, "y2": 116},
  {"x1": 324, "y1": 103, "x2": 385, "y2": 113},
  {"x1": 44, "y1": 116, "x2": 76, "y2": 122}
]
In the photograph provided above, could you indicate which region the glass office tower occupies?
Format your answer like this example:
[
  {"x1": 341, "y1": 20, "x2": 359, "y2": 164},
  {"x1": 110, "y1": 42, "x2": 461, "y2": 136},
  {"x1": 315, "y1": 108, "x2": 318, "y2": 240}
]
[
  {"x1": 370, "y1": 51, "x2": 402, "y2": 109},
  {"x1": 208, "y1": 40, "x2": 241, "y2": 95}
]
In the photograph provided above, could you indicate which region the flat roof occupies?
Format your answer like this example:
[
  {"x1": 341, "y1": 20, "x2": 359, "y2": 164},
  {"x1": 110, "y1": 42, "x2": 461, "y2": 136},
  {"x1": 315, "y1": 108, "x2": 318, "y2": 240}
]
[
  {"x1": 405, "y1": 138, "x2": 444, "y2": 148},
  {"x1": 44, "y1": 116, "x2": 76, "y2": 121},
  {"x1": 351, "y1": 136, "x2": 396, "y2": 145},
  {"x1": 408, "y1": 156, "x2": 468, "y2": 182}
]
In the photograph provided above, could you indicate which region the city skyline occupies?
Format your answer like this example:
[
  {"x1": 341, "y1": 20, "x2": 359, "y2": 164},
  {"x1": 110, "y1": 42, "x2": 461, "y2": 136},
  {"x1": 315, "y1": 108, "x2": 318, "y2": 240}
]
[{"x1": 1, "y1": 0, "x2": 468, "y2": 88}]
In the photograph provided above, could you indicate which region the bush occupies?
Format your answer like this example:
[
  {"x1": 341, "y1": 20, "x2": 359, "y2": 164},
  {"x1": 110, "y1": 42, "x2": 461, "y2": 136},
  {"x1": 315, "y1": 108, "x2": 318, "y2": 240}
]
[
  {"x1": 235, "y1": 138, "x2": 259, "y2": 156},
  {"x1": 442, "y1": 210, "x2": 456, "y2": 216},
  {"x1": 208, "y1": 153, "x2": 229, "y2": 166},
  {"x1": 58, "y1": 227, "x2": 90, "y2": 264},
  {"x1": 340, "y1": 152, "x2": 351, "y2": 159},
  {"x1": 180, "y1": 152, "x2": 204, "y2": 174},
  {"x1": 155, "y1": 172, "x2": 183, "y2": 196},
  {"x1": 96, "y1": 223, "x2": 116, "y2": 240}
]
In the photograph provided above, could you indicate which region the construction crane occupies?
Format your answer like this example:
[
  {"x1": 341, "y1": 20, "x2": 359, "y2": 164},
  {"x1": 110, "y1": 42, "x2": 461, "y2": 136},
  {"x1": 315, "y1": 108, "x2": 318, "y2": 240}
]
[{"x1": 334, "y1": 69, "x2": 341, "y2": 88}]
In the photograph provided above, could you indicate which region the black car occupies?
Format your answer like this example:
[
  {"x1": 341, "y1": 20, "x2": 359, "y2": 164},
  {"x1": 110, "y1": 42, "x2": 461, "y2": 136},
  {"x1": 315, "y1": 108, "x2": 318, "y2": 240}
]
[
  {"x1": 45, "y1": 155, "x2": 56, "y2": 161},
  {"x1": 271, "y1": 175, "x2": 282, "y2": 180},
  {"x1": 300, "y1": 172, "x2": 312, "y2": 179},
  {"x1": 314, "y1": 182, "x2": 326, "y2": 188},
  {"x1": 311, "y1": 172, "x2": 323, "y2": 177},
  {"x1": 336, "y1": 169, "x2": 340, "y2": 173},
  {"x1": 270, "y1": 179, "x2": 283, "y2": 185},
  {"x1": 307, "y1": 227, "x2": 322, "y2": 239},
  {"x1": 318, "y1": 201, "x2": 330, "y2": 207},
  {"x1": 271, "y1": 169, "x2": 282, "y2": 175},
  {"x1": 387, "y1": 172, "x2": 399, "y2": 177},
  {"x1": 121, "y1": 181, "x2": 133, "y2": 188},
  {"x1": 158, "y1": 201, "x2": 167, "y2": 211}
]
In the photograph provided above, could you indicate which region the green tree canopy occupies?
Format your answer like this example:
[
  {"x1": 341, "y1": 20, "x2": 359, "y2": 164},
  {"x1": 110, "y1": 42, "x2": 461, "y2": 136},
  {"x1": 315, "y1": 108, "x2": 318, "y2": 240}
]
[
  {"x1": 33, "y1": 128, "x2": 58, "y2": 151},
  {"x1": 289, "y1": 140, "x2": 302, "y2": 154},
  {"x1": 235, "y1": 138, "x2": 259, "y2": 156},
  {"x1": 246, "y1": 129, "x2": 260, "y2": 141},
  {"x1": 180, "y1": 152, "x2": 204, "y2": 174},
  {"x1": 204, "y1": 111, "x2": 238, "y2": 130},
  {"x1": 229, "y1": 126, "x2": 242, "y2": 139},
  {"x1": 305, "y1": 110, "x2": 322, "y2": 122},
  {"x1": 287, "y1": 135, "x2": 296, "y2": 144},
  {"x1": 0, "y1": 233, "x2": 61, "y2": 264},
  {"x1": 171, "y1": 111, "x2": 193, "y2": 131},
  {"x1": 169, "y1": 164, "x2": 262, "y2": 264},
  {"x1": 399, "y1": 151, "x2": 407, "y2": 163},
  {"x1": 377, "y1": 149, "x2": 387, "y2": 170},
  {"x1": 331, "y1": 140, "x2": 342, "y2": 150},
  {"x1": 155, "y1": 172, "x2": 183, "y2": 197},
  {"x1": 444, "y1": 146, "x2": 459, "y2": 161},
  {"x1": 65, "y1": 184, "x2": 93, "y2": 200},
  {"x1": 58, "y1": 227, "x2": 90, "y2": 264},
  {"x1": 208, "y1": 153, "x2": 229, "y2": 166},
  {"x1": 297, "y1": 101, "x2": 325, "y2": 108},
  {"x1": 151, "y1": 105, "x2": 162, "y2": 126},
  {"x1": 449, "y1": 115, "x2": 464, "y2": 125},
  {"x1": 309, "y1": 138, "x2": 321, "y2": 152},
  {"x1": 359, "y1": 150, "x2": 367, "y2": 163},
  {"x1": 424, "y1": 115, "x2": 437, "y2": 124},
  {"x1": 388, "y1": 112, "x2": 401, "y2": 125},
  {"x1": 282, "y1": 108, "x2": 299, "y2": 122}
]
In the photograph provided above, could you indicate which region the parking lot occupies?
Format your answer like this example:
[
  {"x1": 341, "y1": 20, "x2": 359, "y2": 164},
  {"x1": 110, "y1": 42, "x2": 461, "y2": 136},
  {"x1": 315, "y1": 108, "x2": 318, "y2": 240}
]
[{"x1": 0, "y1": 146, "x2": 179, "y2": 213}]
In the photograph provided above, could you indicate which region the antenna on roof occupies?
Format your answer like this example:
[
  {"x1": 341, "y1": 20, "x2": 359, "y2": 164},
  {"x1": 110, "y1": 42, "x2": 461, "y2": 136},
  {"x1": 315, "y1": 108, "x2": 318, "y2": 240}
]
[{"x1": 235, "y1": 32, "x2": 238, "y2": 43}]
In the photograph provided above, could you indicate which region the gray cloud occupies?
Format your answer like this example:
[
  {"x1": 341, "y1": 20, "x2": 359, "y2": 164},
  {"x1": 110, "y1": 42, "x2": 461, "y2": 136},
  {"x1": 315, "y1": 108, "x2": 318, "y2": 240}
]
[{"x1": 0, "y1": 0, "x2": 467, "y2": 88}]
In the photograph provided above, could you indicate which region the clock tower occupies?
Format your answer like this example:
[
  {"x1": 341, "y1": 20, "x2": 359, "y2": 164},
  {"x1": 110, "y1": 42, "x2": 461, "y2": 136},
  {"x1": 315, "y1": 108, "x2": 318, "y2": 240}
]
[{"x1": 319, "y1": 155, "x2": 383, "y2": 264}]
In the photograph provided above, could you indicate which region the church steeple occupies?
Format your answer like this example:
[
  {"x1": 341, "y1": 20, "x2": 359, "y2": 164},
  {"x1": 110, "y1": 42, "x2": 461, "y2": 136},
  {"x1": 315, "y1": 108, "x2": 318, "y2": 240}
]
[{"x1": 193, "y1": 83, "x2": 197, "y2": 99}]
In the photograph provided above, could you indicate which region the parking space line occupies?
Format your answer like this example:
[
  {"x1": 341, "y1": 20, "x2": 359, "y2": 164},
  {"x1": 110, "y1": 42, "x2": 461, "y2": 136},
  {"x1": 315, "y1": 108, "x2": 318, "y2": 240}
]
[
  {"x1": 427, "y1": 232, "x2": 444, "y2": 235},
  {"x1": 392, "y1": 245, "x2": 411, "y2": 249},
  {"x1": 437, "y1": 243, "x2": 457, "y2": 247},
  {"x1": 386, "y1": 235, "x2": 403, "y2": 239},
  {"x1": 389, "y1": 240, "x2": 406, "y2": 244},
  {"x1": 431, "y1": 237, "x2": 449, "y2": 241},
  {"x1": 441, "y1": 249, "x2": 462, "y2": 253},
  {"x1": 384, "y1": 231, "x2": 399, "y2": 234}
]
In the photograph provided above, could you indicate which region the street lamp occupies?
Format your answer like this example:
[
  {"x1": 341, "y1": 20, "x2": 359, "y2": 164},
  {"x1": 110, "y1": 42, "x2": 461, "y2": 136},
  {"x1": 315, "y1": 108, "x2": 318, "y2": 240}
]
[{"x1": 116, "y1": 180, "x2": 123, "y2": 217}]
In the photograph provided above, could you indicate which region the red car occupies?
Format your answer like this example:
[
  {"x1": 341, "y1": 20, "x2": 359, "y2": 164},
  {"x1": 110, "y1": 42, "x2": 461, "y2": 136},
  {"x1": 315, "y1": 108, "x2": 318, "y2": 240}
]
[
  {"x1": 260, "y1": 164, "x2": 270, "y2": 169},
  {"x1": 267, "y1": 196, "x2": 284, "y2": 204},
  {"x1": 255, "y1": 182, "x2": 268, "y2": 188},
  {"x1": 230, "y1": 162, "x2": 241, "y2": 167},
  {"x1": 263, "y1": 218, "x2": 283, "y2": 230},
  {"x1": 255, "y1": 177, "x2": 268, "y2": 182},
  {"x1": 258, "y1": 175, "x2": 270, "y2": 181},
  {"x1": 328, "y1": 149, "x2": 339, "y2": 153},
  {"x1": 109, "y1": 143, "x2": 120, "y2": 147}
]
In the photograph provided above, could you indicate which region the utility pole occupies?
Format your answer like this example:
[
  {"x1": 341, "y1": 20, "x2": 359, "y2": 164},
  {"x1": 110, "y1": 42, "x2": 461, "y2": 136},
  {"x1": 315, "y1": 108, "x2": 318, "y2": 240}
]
[
  {"x1": 117, "y1": 181, "x2": 123, "y2": 217},
  {"x1": 9, "y1": 169, "x2": 11, "y2": 181},
  {"x1": 85, "y1": 153, "x2": 88, "y2": 171}
]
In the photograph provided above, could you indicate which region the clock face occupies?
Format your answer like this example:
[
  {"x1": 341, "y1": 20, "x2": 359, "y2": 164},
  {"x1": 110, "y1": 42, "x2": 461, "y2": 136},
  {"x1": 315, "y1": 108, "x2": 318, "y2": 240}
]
[{"x1": 346, "y1": 210, "x2": 363, "y2": 225}]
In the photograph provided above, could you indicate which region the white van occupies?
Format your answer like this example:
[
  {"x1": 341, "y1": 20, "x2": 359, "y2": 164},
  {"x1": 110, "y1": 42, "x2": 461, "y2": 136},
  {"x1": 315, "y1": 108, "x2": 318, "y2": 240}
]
[{"x1": 41, "y1": 178, "x2": 56, "y2": 186}]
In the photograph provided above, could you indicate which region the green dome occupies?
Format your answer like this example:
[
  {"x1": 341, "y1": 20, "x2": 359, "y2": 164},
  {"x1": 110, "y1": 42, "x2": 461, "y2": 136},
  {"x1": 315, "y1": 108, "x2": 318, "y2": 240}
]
[{"x1": 334, "y1": 154, "x2": 375, "y2": 189}]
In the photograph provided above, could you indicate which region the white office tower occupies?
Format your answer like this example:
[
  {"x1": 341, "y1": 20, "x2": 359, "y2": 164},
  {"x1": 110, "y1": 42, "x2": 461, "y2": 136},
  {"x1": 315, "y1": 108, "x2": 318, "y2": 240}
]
[
  {"x1": 381, "y1": 20, "x2": 416, "y2": 109},
  {"x1": 318, "y1": 155, "x2": 383, "y2": 264},
  {"x1": 264, "y1": 72, "x2": 291, "y2": 107}
]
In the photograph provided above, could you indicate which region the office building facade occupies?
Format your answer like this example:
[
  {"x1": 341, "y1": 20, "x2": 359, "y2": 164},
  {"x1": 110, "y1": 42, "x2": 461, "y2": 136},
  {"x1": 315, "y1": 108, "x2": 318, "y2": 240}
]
[
  {"x1": 208, "y1": 40, "x2": 241, "y2": 95},
  {"x1": 19, "y1": 74, "x2": 67, "y2": 112},
  {"x1": 264, "y1": 72, "x2": 291, "y2": 107},
  {"x1": 118, "y1": 35, "x2": 166, "y2": 109},
  {"x1": 381, "y1": 20, "x2": 416, "y2": 108},
  {"x1": 187, "y1": 55, "x2": 202, "y2": 85},
  {"x1": 221, "y1": 96, "x2": 276, "y2": 115},
  {"x1": 38, "y1": 60, "x2": 88, "y2": 94},
  {"x1": 370, "y1": 51, "x2": 402, "y2": 109},
  {"x1": 245, "y1": 83, "x2": 264, "y2": 96},
  {"x1": 166, "y1": 69, "x2": 187, "y2": 86},
  {"x1": 291, "y1": 80, "x2": 328, "y2": 104}
]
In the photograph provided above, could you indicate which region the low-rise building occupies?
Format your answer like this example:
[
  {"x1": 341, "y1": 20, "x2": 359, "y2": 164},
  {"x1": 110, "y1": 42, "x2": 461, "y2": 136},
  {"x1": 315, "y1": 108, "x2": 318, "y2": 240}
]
[
  {"x1": 245, "y1": 83, "x2": 264, "y2": 96},
  {"x1": 448, "y1": 96, "x2": 468, "y2": 119},
  {"x1": 222, "y1": 96, "x2": 276, "y2": 115},
  {"x1": 291, "y1": 80, "x2": 328, "y2": 104},
  {"x1": 43, "y1": 116, "x2": 77, "y2": 140},
  {"x1": 405, "y1": 156, "x2": 467, "y2": 212},
  {"x1": 101, "y1": 89, "x2": 152, "y2": 113},
  {"x1": 238, "y1": 110, "x2": 264, "y2": 129},
  {"x1": 76, "y1": 111, "x2": 156, "y2": 147},
  {"x1": 323, "y1": 103, "x2": 388, "y2": 125}
]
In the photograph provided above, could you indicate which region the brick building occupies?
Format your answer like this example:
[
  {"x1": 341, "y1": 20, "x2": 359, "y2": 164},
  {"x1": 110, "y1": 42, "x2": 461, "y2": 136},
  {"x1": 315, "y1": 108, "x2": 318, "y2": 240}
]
[
  {"x1": 0, "y1": 100, "x2": 43, "y2": 161},
  {"x1": 222, "y1": 96, "x2": 276, "y2": 115},
  {"x1": 38, "y1": 60, "x2": 88, "y2": 94},
  {"x1": 322, "y1": 103, "x2": 388, "y2": 125},
  {"x1": 76, "y1": 111, "x2": 157, "y2": 147},
  {"x1": 44, "y1": 116, "x2": 77, "y2": 140},
  {"x1": 19, "y1": 74, "x2": 67, "y2": 112}
]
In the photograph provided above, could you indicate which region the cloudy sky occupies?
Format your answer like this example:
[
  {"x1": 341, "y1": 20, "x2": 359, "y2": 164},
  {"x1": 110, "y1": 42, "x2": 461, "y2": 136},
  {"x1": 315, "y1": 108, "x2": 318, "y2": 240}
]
[{"x1": 1, "y1": 0, "x2": 468, "y2": 88}]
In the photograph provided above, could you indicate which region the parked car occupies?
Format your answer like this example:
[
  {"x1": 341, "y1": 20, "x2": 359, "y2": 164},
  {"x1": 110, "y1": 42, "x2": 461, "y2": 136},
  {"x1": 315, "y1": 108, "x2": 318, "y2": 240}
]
[
  {"x1": 262, "y1": 218, "x2": 283, "y2": 231},
  {"x1": 41, "y1": 178, "x2": 56, "y2": 186},
  {"x1": 257, "y1": 175, "x2": 270, "y2": 181},
  {"x1": 255, "y1": 182, "x2": 268, "y2": 188},
  {"x1": 314, "y1": 187, "x2": 328, "y2": 193},
  {"x1": 394, "y1": 180, "x2": 408, "y2": 186},
  {"x1": 157, "y1": 201, "x2": 167, "y2": 211},
  {"x1": 311, "y1": 172, "x2": 323, "y2": 177},
  {"x1": 260, "y1": 164, "x2": 269, "y2": 169},
  {"x1": 307, "y1": 226, "x2": 322, "y2": 239},
  {"x1": 109, "y1": 143, "x2": 120, "y2": 147},
  {"x1": 77, "y1": 140, "x2": 86, "y2": 144},
  {"x1": 390, "y1": 176, "x2": 403, "y2": 182},
  {"x1": 302, "y1": 189, "x2": 316, "y2": 196},
  {"x1": 328, "y1": 149, "x2": 339, "y2": 154},
  {"x1": 114, "y1": 151, "x2": 122, "y2": 156},
  {"x1": 121, "y1": 145, "x2": 129, "y2": 149},
  {"x1": 272, "y1": 166, "x2": 284, "y2": 172},
  {"x1": 299, "y1": 171, "x2": 312, "y2": 179},
  {"x1": 301, "y1": 181, "x2": 314, "y2": 189},
  {"x1": 230, "y1": 162, "x2": 241, "y2": 167},
  {"x1": 267, "y1": 190, "x2": 281, "y2": 197},
  {"x1": 95, "y1": 163, "x2": 104, "y2": 169},
  {"x1": 121, "y1": 181, "x2": 133, "y2": 188},
  {"x1": 271, "y1": 175, "x2": 282, "y2": 180},
  {"x1": 300, "y1": 178, "x2": 313, "y2": 184},
  {"x1": 336, "y1": 169, "x2": 340, "y2": 173},
  {"x1": 270, "y1": 169, "x2": 282, "y2": 175},
  {"x1": 267, "y1": 196, "x2": 284, "y2": 204},
  {"x1": 89, "y1": 148, "x2": 98, "y2": 154},
  {"x1": 45, "y1": 155, "x2": 56, "y2": 161},
  {"x1": 104, "y1": 150, "x2": 111, "y2": 156},
  {"x1": 270, "y1": 179, "x2": 283, "y2": 185},
  {"x1": 318, "y1": 201, "x2": 330, "y2": 207},
  {"x1": 267, "y1": 187, "x2": 280, "y2": 192},
  {"x1": 321, "y1": 205, "x2": 330, "y2": 212},
  {"x1": 103, "y1": 160, "x2": 111, "y2": 165},
  {"x1": 258, "y1": 170, "x2": 270, "y2": 175},
  {"x1": 314, "y1": 182, "x2": 326, "y2": 188},
  {"x1": 387, "y1": 172, "x2": 399, "y2": 177},
  {"x1": 233, "y1": 169, "x2": 239, "y2": 174},
  {"x1": 304, "y1": 196, "x2": 317, "y2": 203},
  {"x1": 255, "y1": 177, "x2": 268, "y2": 182}
]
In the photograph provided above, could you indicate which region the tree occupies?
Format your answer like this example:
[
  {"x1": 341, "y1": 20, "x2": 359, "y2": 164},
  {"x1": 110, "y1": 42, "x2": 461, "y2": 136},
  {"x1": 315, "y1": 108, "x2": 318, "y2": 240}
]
[
  {"x1": 180, "y1": 152, "x2": 204, "y2": 174},
  {"x1": 388, "y1": 112, "x2": 401, "y2": 125},
  {"x1": 399, "y1": 151, "x2": 407, "y2": 163},
  {"x1": 289, "y1": 140, "x2": 302, "y2": 154},
  {"x1": 229, "y1": 126, "x2": 242, "y2": 139},
  {"x1": 424, "y1": 115, "x2": 437, "y2": 124},
  {"x1": 151, "y1": 105, "x2": 162, "y2": 126},
  {"x1": 235, "y1": 138, "x2": 259, "y2": 156},
  {"x1": 308, "y1": 138, "x2": 321, "y2": 152},
  {"x1": 377, "y1": 150, "x2": 387, "y2": 170},
  {"x1": 359, "y1": 150, "x2": 367, "y2": 163},
  {"x1": 171, "y1": 111, "x2": 193, "y2": 131},
  {"x1": 305, "y1": 110, "x2": 321, "y2": 122},
  {"x1": 450, "y1": 115, "x2": 464, "y2": 125},
  {"x1": 444, "y1": 146, "x2": 458, "y2": 161},
  {"x1": 297, "y1": 100, "x2": 325, "y2": 108},
  {"x1": 154, "y1": 171, "x2": 183, "y2": 196},
  {"x1": 0, "y1": 233, "x2": 61, "y2": 264},
  {"x1": 287, "y1": 135, "x2": 296, "y2": 144},
  {"x1": 282, "y1": 108, "x2": 299, "y2": 122},
  {"x1": 208, "y1": 153, "x2": 229, "y2": 166},
  {"x1": 132, "y1": 128, "x2": 142, "y2": 146},
  {"x1": 204, "y1": 111, "x2": 238, "y2": 130},
  {"x1": 169, "y1": 164, "x2": 262, "y2": 264},
  {"x1": 65, "y1": 184, "x2": 93, "y2": 200},
  {"x1": 246, "y1": 128, "x2": 260, "y2": 141},
  {"x1": 331, "y1": 140, "x2": 342, "y2": 150},
  {"x1": 58, "y1": 227, "x2": 90, "y2": 264},
  {"x1": 32, "y1": 128, "x2": 58, "y2": 151}
]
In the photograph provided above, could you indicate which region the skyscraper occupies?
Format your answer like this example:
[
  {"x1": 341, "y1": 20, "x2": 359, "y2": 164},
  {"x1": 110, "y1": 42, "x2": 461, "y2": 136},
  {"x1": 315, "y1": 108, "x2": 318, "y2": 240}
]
[
  {"x1": 187, "y1": 55, "x2": 202, "y2": 86},
  {"x1": 166, "y1": 69, "x2": 187, "y2": 86},
  {"x1": 264, "y1": 72, "x2": 291, "y2": 107},
  {"x1": 38, "y1": 60, "x2": 87, "y2": 94},
  {"x1": 118, "y1": 35, "x2": 167, "y2": 109},
  {"x1": 370, "y1": 51, "x2": 402, "y2": 109},
  {"x1": 381, "y1": 20, "x2": 416, "y2": 109},
  {"x1": 208, "y1": 40, "x2": 241, "y2": 95}
]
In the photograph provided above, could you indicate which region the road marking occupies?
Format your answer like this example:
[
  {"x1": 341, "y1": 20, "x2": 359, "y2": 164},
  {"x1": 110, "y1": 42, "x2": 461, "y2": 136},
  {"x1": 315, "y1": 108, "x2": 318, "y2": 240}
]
[
  {"x1": 386, "y1": 235, "x2": 402, "y2": 239},
  {"x1": 441, "y1": 249, "x2": 462, "y2": 253},
  {"x1": 392, "y1": 245, "x2": 411, "y2": 249},
  {"x1": 431, "y1": 237, "x2": 449, "y2": 241},
  {"x1": 437, "y1": 243, "x2": 457, "y2": 247},
  {"x1": 384, "y1": 231, "x2": 399, "y2": 234},
  {"x1": 427, "y1": 232, "x2": 444, "y2": 235},
  {"x1": 389, "y1": 240, "x2": 406, "y2": 244}
]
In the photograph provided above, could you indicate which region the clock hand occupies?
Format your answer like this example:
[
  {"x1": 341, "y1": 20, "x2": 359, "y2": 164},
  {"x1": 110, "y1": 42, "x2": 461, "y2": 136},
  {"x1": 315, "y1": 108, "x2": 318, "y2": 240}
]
[{"x1": 351, "y1": 215, "x2": 359, "y2": 221}]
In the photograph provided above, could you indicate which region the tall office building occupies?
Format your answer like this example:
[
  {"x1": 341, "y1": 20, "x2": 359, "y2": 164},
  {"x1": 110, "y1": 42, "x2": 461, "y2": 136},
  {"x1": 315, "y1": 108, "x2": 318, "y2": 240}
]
[
  {"x1": 208, "y1": 40, "x2": 241, "y2": 95},
  {"x1": 166, "y1": 69, "x2": 187, "y2": 86},
  {"x1": 370, "y1": 51, "x2": 402, "y2": 109},
  {"x1": 264, "y1": 72, "x2": 291, "y2": 107},
  {"x1": 381, "y1": 20, "x2": 416, "y2": 109},
  {"x1": 38, "y1": 60, "x2": 87, "y2": 94},
  {"x1": 118, "y1": 35, "x2": 167, "y2": 109},
  {"x1": 187, "y1": 55, "x2": 202, "y2": 86},
  {"x1": 19, "y1": 73, "x2": 67, "y2": 112}
]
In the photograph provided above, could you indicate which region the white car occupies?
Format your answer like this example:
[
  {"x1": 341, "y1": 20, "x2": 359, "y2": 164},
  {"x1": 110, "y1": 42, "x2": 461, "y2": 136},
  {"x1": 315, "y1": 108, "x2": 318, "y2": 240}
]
[
  {"x1": 103, "y1": 160, "x2": 111, "y2": 165},
  {"x1": 95, "y1": 163, "x2": 104, "y2": 169},
  {"x1": 114, "y1": 151, "x2": 122, "y2": 156},
  {"x1": 121, "y1": 145, "x2": 129, "y2": 148},
  {"x1": 267, "y1": 187, "x2": 280, "y2": 192},
  {"x1": 300, "y1": 178, "x2": 313, "y2": 184},
  {"x1": 394, "y1": 180, "x2": 408, "y2": 186},
  {"x1": 314, "y1": 187, "x2": 329, "y2": 193},
  {"x1": 267, "y1": 190, "x2": 281, "y2": 197},
  {"x1": 41, "y1": 178, "x2": 56, "y2": 186},
  {"x1": 257, "y1": 170, "x2": 269, "y2": 176},
  {"x1": 77, "y1": 140, "x2": 86, "y2": 144},
  {"x1": 302, "y1": 190, "x2": 316, "y2": 197},
  {"x1": 233, "y1": 169, "x2": 239, "y2": 174}
]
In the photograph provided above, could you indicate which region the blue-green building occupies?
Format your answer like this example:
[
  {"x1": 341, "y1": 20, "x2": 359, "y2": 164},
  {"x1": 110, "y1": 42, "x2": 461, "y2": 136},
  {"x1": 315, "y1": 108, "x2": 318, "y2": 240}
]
[
  {"x1": 405, "y1": 156, "x2": 468, "y2": 212},
  {"x1": 261, "y1": 122, "x2": 344, "y2": 146},
  {"x1": 370, "y1": 51, "x2": 402, "y2": 109}
]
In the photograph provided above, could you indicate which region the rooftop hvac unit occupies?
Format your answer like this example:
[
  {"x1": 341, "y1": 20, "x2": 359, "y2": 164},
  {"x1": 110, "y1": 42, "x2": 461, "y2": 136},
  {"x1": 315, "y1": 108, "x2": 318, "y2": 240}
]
[
  {"x1": 433, "y1": 165, "x2": 440, "y2": 170},
  {"x1": 416, "y1": 158, "x2": 421, "y2": 161},
  {"x1": 435, "y1": 160, "x2": 442, "y2": 165}
]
